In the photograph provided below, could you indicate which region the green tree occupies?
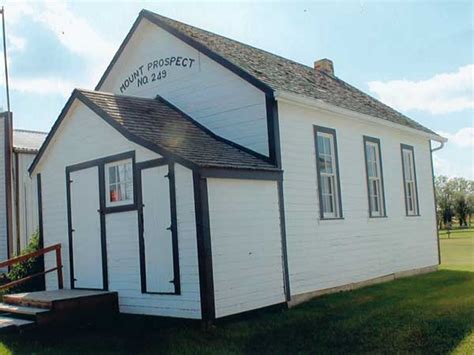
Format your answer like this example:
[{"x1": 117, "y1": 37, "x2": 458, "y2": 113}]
[{"x1": 435, "y1": 176, "x2": 473, "y2": 229}]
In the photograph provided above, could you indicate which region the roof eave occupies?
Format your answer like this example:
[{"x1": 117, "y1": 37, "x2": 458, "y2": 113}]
[{"x1": 274, "y1": 90, "x2": 447, "y2": 143}]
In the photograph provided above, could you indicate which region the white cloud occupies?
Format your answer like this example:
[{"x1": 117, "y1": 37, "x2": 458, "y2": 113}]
[
  {"x1": 438, "y1": 127, "x2": 474, "y2": 148},
  {"x1": 8, "y1": 34, "x2": 26, "y2": 53},
  {"x1": 0, "y1": 1, "x2": 116, "y2": 97},
  {"x1": 433, "y1": 154, "x2": 473, "y2": 180},
  {"x1": 33, "y1": 2, "x2": 115, "y2": 64},
  {"x1": 368, "y1": 65, "x2": 474, "y2": 114},
  {"x1": 8, "y1": 77, "x2": 74, "y2": 97}
]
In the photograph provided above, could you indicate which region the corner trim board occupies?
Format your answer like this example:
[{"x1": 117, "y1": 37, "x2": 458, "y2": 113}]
[
  {"x1": 36, "y1": 174, "x2": 44, "y2": 249},
  {"x1": 3, "y1": 112, "x2": 12, "y2": 259},
  {"x1": 277, "y1": 180, "x2": 291, "y2": 301},
  {"x1": 193, "y1": 172, "x2": 215, "y2": 321},
  {"x1": 429, "y1": 141, "x2": 441, "y2": 265}
]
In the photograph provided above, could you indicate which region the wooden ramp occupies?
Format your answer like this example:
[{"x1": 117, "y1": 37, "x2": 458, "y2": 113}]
[{"x1": 0, "y1": 289, "x2": 118, "y2": 332}]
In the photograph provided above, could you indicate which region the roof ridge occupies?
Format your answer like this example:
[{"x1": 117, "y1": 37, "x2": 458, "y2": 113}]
[
  {"x1": 78, "y1": 88, "x2": 164, "y2": 103},
  {"x1": 13, "y1": 128, "x2": 48, "y2": 135},
  {"x1": 142, "y1": 9, "x2": 439, "y2": 138},
  {"x1": 143, "y1": 9, "x2": 316, "y2": 72}
]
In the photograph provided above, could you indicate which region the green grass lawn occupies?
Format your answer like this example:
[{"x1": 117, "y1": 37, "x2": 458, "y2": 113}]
[
  {"x1": 440, "y1": 228, "x2": 474, "y2": 272},
  {"x1": 0, "y1": 233, "x2": 472, "y2": 354}
]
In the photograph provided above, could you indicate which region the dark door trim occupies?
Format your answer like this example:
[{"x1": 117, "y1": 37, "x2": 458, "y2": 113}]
[
  {"x1": 65, "y1": 150, "x2": 136, "y2": 291},
  {"x1": 136, "y1": 158, "x2": 181, "y2": 295},
  {"x1": 66, "y1": 164, "x2": 107, "y2": 291}
]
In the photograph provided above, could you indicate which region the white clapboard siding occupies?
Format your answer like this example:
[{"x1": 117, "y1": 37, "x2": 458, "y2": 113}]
[
  {"x1": 38, "y1": 100, "x2": 201, "y2": 319},
  {"x1": 99, "y1": 18, "x2": 269, "y2": 156},
  {"x1": 0, "y1": 118, "x2": 7, "y2": 268},
  {"x1": 12, "y1": 153, "x2": 39, "y2": 253},
  {"x1": 278, "y1": 101, "x2": 438, "y2": 296},
  {"x1": 207, "y1": 178, "x2": 285, "y2": 318}
]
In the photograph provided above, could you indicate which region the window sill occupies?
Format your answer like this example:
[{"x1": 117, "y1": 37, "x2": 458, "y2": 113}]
[
  {"x1": 142, "y1": 291, "x2": 181, "y2": 296},
  {"x1": 104, "y1": 203, "x2": 137, "y2": 214},
  {"x1": 369, "y1": 215, "x2": 388, "y2": 219},
  {"x1": 405, "y1": 214, "x2": 421, "y2": 218},
  {"x1": 320, "y1": 217, "x2": 344, "y2": 221}
]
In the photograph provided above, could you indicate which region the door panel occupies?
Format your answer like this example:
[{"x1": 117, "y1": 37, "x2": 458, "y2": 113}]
[
  {"x1": 70, "y1": 167, "x2": 103, "y2": 289},
  {"x1": 141, "y1": 165, "x2": 175, "y2": 293}
]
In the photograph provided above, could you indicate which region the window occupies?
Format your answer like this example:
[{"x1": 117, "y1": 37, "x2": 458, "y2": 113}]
[
  {"x1": 364, "y1": 137, "x2": 386, "y2": 217},
  {"x1": 401, "y1": 144, "x2": 419, "y2": 216},
  {"x1": 105, "y1": 159, "x2": 134, "y2": 207},
  {"x1": 314, "y1": 126, "x2": 343, "y2": 219}
]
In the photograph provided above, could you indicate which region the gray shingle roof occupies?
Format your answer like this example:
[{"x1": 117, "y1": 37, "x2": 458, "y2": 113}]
[
  {"x1": 13, "y1": 129, "x2": 47, "y2": 153},
  {"x1": 143, "y1": 10, "x2": 439, "y2": 137},
  {"x1": 79, "y1": 90, "x2": 277, "y2": 171}
]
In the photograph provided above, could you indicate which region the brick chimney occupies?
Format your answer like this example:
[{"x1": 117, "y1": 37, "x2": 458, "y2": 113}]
[{"x1": 314, "y1": 58, "x2": 334, "y2": 76}]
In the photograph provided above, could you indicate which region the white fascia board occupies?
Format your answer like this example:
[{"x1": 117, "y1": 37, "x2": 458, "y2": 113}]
[{"x1": 274, "y1": 90, "x2": 447, "y2": 143}]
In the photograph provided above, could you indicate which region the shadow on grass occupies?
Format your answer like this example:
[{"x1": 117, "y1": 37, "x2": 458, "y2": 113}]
[{"x1": 0, "y1": 270, "x2": 472, "y2": 354}]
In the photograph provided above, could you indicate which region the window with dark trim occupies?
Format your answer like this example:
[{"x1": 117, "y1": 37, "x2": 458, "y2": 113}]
[
  {"x1": 363, "y1": 136, "x2": 386, "y2": 217},
  {"x1": 105, "y1": 159, "x2": 134, "y2": 207},
  {"x1": 314, "y1": 126, "x2": 343, "y2": 219},
  {"x1": 401, "y1": 144, "x2": 419, "y2": 216}
]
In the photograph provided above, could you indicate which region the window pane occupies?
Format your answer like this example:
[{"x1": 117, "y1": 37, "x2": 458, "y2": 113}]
[
  {"x1": 320, "y1": 155, "x2": 333, "y2": 174},
  {"x1": 407, "y1": 183, "x2": 413, "y2": 211},
  {"x1": 321, "y1": 175, "x2": 329, "y2": 194},
  {"x1": 107, "y1": 161, "x2": 133, "y2": 205},
  {"x1": 110, "y1": 184, "x2": 119, "y2": 202},
  {"x1": 403, "y1": 150, "x2": 412, "y2": 180},
  {"x1": 125, "y1": 182, "x2": 133, "y2": 200},
  {"x1": 367, "y1": 161, "x2": 374, "y2": 177},
  {"x1": 324, "y1": 136, "x2": 331, "y2": 156},
  {"x1": 118, "y1": 164, "x2": 126, "y2": 183},
  {"x1": 317, "y1": 135, "x2": 326, "y2": 155},
  {"x1": 125, "y1": 163, "x2": 133, "y2": 181},
  {"x1": 109, "y1": 166, "x2": 117, "y2": 184},
  {"x1": 316, "y1": 130, "x2": 340, "y2": 218}
]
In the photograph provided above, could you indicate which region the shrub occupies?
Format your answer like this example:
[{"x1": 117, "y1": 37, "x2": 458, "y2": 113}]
[{"x1": 6, "y1": 230, "x2": 45, "y2": 293}]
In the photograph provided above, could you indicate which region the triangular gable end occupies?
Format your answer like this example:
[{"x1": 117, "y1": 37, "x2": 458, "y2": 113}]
[
  {"x1": 94, "y1": 11, "x2": 274, "y2": 158},
  {"x1": 96, "y1": 10, "x2": 272, "y2": 95}
]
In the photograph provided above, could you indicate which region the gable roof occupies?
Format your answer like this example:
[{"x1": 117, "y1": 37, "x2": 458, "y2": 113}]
[
  {"x1": 13, "y1": 129, "x2": 47, "y2": 153},
  {"x1": 29, "y1": 89, "x2": 278, "y2": 174},
  {"x1": 98, "y1": 9, "x2": 441, "y2": 139}
]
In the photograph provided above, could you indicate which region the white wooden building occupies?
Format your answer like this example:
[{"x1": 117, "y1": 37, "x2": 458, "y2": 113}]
[
  {"x1": 0, "y1": 112, "x2": 47, "y2": 265},
  {"x1": 29, "y1": 10, "x2": 446, "y2": 320}
]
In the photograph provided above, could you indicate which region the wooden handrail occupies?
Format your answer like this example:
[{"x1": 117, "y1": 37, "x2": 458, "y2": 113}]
[{"x1": 0, "y1": 243, "x2": 63, "y2": 291}]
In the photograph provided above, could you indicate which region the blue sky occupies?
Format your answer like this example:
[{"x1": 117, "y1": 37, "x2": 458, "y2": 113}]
[{"x1": 2, "y1": 0, "x2": 473, "y2": 178}]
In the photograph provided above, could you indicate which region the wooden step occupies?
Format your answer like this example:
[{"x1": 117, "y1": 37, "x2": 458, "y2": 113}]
[
  {"x1": 0, "y1": 303, "x2": 50, "y2": 316},
  {"x1": 0, "y1": 315, "x2": 35, "y2": 331}
]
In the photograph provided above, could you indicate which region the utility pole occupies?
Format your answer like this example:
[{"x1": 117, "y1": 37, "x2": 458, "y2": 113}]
[{"x1": 0, "y1": 6, "x2": 10, "y2": 112}]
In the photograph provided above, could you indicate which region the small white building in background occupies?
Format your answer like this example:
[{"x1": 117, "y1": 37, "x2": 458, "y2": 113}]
[
  {"x1": 0, "y1": 112, "x2": 47, "y2": 263},
  {"x1": 28, "y1": 10, "x2": 446, "y2": 320}
]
